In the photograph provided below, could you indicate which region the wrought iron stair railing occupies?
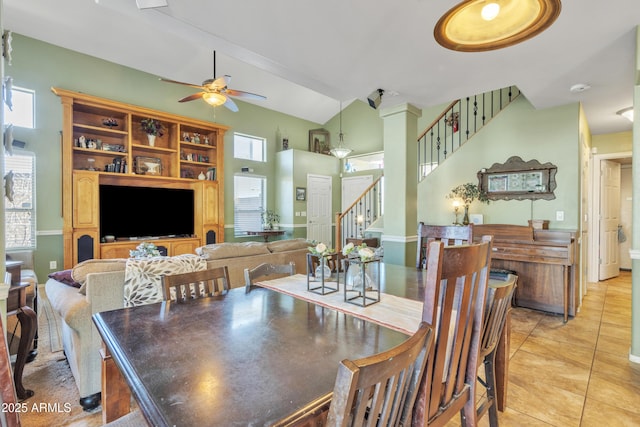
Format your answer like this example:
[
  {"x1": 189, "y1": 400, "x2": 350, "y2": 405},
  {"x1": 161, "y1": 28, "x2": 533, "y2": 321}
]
[
  {"x1": 418, "y1": 86, "x2": 520, "y2": 181},
  {"x1": 335, "y1": 176, "x2": 383, "y2": 251}
]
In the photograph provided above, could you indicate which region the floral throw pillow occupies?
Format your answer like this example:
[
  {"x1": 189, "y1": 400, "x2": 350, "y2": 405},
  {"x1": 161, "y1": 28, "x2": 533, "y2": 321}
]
[{"x1": 123, "y1": 254, "x2": 207, "y2": 307}]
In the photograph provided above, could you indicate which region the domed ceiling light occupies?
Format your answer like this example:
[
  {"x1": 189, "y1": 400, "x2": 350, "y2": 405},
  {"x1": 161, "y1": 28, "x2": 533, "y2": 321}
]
[{"x1": 434, "y1": 0, "x2": 562, "y2": 52}]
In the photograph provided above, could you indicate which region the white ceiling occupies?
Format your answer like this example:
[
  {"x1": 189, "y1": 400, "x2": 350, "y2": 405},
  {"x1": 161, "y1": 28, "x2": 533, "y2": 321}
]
[{"x1": 4, "y1": 0, "x2": 638, "y2": 134}]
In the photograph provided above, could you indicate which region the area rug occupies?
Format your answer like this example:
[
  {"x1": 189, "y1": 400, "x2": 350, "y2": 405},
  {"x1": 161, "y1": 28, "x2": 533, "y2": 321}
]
[
  {"x1": 19, "y1": 285, "x2": 102, "y2": 427},
  {"x1": 256, "y1": 274, "x2": 423, "y2": 335}
]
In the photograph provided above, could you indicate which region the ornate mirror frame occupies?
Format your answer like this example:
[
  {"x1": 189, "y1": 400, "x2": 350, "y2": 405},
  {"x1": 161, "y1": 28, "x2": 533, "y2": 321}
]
[{"x1": 477, "y1": 156, "x2": 557, "y2": 201}]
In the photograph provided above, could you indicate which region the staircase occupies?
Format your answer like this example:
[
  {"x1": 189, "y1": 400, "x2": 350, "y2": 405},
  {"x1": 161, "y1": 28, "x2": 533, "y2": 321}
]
[
  {"x1": 335, "y1": 86, "x2": 520, "y2": 250},
  {"x1": 418, "y1": 86, "x2": 520, "y2": 181},
  {"x1": 335, "y1": 176, "x2": 383, "y2": 251}
]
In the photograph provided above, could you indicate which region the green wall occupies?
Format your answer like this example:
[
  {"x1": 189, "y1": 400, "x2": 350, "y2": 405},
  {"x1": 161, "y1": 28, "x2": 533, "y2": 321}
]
[
  {"x1": 418, "y1": 95, "x2": 581, "y2": 230},
  {"x1": 8, "y1": 34, "x2": 327, "y2": 278},
  {"x1": 9, "y1": 33, "x2": 625, "y2": 280}
]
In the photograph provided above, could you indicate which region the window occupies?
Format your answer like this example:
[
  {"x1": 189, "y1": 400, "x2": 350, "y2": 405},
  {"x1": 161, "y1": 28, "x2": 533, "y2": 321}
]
[
  {"x1": 4, "y1": 151, "x2": 36, "y2": 249},
  {"x1": 234, "y1": 175, "x2": 266, "y2": 237},
  {"x1": 4, "y1": 86, "x2": 35, "y2": 129},
  {"x1": 234, "y1": 133, "x2": 265, "y2": 162}
]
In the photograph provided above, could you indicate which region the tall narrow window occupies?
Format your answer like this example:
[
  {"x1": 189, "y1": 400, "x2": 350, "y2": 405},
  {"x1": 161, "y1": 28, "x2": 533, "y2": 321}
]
[
  {"x1": 4, "y1": 151, "x2": 36, "y2": 249},
  {"x1": 234, "y1": 175, "x2": 266, "y2": 237},
  {"x1": 234, "y1": 133, "x2": 265, "y2": 162},
  {"x1": 4, "y1": 86, "x2": 35, "y2": 129}
]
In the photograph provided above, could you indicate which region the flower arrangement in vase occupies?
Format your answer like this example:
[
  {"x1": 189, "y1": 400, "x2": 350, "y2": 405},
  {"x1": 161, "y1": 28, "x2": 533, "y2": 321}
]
[
  {"x1": 447, "y1": 182, "x2": 489, "y2": 225},
  {"x1": 129, "y1": 242, "x2": 161, "y2": 258},
  {"x1": 140, "y1": 118, "x2": 164, "y2": 147}
]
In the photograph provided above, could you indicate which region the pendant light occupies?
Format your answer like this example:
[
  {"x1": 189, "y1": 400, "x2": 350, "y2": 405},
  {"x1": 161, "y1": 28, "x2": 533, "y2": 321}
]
[{"x1": 330, "y1": 101, "x2": 352, "y2": 159}]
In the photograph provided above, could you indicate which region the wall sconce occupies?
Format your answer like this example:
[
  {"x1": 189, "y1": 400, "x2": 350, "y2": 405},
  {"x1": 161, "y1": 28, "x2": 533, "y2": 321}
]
[{"x1": 357, "y1": 214, "x2": 365, "y2": 237}]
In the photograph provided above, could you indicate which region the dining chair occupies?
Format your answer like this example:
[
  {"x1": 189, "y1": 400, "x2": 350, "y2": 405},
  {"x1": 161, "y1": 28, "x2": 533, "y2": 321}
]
[
  {"x1": 409, "y1": 237, "x2": 492, "y2": 427},
  {"x1": 473, "y1": 274, "x2": 517, "y2": 426},
  {"x1": 161, "y1": 266, "x2": 231, "y2": 304},
  {"x1": 244, "y1": 262, "x2": 296, "y2": 293},
  {"x1": 416, "y1": 222, "x2": 474, "y2": 269},
  {"x1": 326, "y1": 322, "x2": 434, "y2": 427}
]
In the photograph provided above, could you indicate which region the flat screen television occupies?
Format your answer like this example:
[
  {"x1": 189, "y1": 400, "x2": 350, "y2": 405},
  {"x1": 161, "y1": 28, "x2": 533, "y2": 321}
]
[{"x1": 99, "y1": 185, "x2": 195, "y2": 240}]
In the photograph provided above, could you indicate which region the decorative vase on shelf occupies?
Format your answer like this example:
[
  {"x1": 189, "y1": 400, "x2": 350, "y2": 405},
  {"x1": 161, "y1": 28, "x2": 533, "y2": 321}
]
[
  {"x1": 463, "y1": 204, "x2": 470, "y2": 225},
  {"x1": 147, "y1": 134, "x2": 156, "y2": 147}
]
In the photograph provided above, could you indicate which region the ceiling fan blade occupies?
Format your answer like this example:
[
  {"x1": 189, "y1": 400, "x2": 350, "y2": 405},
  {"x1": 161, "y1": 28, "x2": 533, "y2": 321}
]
[
  {"x1": 160, "y1": 77, "x2": 204, "y2": 90},
  {"x1": 178, "y1": 92, "x2": 205, "y2": 103},
  {"x1": 223, "y1": 96, "x2": 239, "y2": 112},
  {"x1": 225, "y1": 88, "x2": 267, "y2": 100}
]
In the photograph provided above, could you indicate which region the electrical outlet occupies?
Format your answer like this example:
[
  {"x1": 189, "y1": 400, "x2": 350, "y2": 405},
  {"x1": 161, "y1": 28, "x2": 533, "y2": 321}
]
[
  {"x1": 556, "y1": 211, "x2": 564, "y2": 221},
  {"x1": 49, "y1": 260, "x2": 57, "y2": 270},
  {"x1": 301, "y1": 211, "x2": 307, "y2": 217}
]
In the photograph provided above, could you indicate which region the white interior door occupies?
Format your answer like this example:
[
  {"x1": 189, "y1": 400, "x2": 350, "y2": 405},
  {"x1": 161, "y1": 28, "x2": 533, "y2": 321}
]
[
  {"x1": 307, "y1": 174, "x2": 332, "y2": 246},
  {"x1": 599, "y1": 159, "x2": 621, "y2": 280},
  {"x1": 342, "y1": 175, "x2": 373, "y2": 212}
]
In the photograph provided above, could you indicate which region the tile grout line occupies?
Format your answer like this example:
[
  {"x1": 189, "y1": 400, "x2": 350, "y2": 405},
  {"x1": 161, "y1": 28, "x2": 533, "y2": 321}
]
[{"x1": 578, "y1": 280, "x2": 607, "y2": 427}]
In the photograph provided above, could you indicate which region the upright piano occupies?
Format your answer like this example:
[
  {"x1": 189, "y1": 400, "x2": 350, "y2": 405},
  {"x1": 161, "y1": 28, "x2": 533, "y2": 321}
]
[{"x1": 475, "y1": 224, "x2": 578, "y2": 322}]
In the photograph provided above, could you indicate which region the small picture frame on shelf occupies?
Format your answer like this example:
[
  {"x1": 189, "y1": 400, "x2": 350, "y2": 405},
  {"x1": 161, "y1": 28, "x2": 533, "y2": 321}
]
[
  {"x1": 296, "y1": 187, "x2": 306, "y2": 201},
  {"x1": 308, "y1": 129, "x2": 330, "y2": 154},
  {"x1": 180, "y1": 169, "x2": 195, "y2": 179},
  {"x1": 135, "y1": 156, "x2": 162, "y2": 176}
]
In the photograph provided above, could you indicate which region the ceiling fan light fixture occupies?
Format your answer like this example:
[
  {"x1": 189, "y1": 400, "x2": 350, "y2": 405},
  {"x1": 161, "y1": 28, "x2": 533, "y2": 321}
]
[
  {"x1": 434, "y1": 0, "x2": 562, "y2": 52},
  {"x1": 202, "y1": 92, "x2": 226, "y2": 107},
  {"x1": 617, "y1": 106, "x2": 634, "y2": 122}
]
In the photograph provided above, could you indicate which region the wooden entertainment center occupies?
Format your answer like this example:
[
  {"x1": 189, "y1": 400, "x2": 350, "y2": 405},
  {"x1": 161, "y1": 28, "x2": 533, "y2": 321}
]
[{"x1": 53, "y1": 88, "x2": 228, "y2": 269}]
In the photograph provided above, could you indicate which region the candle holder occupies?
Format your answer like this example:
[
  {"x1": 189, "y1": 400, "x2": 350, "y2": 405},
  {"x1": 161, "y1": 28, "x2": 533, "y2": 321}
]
[
  {"x1": 306, "y1": 253, "x2": 339, "y2": 295},
  {"x1": 340, "y1": 256, "x2": 380, "y2": 307}
]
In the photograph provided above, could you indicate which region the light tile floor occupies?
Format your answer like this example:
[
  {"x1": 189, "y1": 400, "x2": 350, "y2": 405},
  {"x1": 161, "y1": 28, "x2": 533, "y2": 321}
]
[{"x1": 448, "y1": 270, "x2": 640, "y2": 426}]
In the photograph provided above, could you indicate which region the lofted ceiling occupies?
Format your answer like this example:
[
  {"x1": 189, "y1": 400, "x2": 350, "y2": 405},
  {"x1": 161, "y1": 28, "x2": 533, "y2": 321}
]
[{"x1": 3, "y1": 0, "x2": 639, "y2": 135}]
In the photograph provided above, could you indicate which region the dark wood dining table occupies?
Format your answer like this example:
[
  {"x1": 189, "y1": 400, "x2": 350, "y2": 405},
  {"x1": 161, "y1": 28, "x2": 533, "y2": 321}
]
[
  {"x1": 94, "y1": 262, "x2": 510, "y2": 425},
  {"x1": 93, "y1": 281, "x2": 410, "y2": 426}
]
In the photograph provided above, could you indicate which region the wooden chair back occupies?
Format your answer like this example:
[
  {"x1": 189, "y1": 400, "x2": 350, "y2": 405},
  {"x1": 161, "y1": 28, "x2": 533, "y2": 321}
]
[
  {"x1": 474, "y1": 274, "x2": 517, "y2": 426},
  {"x1": 416, "y1": 222, "x2": 474, "y2": 269},
  {"x1": 0, "y1": 316, "x2": 20, "y2": 427},
  {"x1": 161, "y1": 266, "x2": 230, "y2": 304},
  {"x1": 327, "y1": 322, "x2": 434, "y2": 427},
  {"x1": 410, "y1": 237, "x2": 492, "y2": 427},
  {"x1": 244, "y1": 262, "x2": 296, "y2": 293}
]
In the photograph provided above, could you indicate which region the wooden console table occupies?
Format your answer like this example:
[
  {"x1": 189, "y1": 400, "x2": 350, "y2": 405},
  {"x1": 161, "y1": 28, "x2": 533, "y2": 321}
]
[{"x1": 246, "y1": 230, "x2": 285, "y2": 242}]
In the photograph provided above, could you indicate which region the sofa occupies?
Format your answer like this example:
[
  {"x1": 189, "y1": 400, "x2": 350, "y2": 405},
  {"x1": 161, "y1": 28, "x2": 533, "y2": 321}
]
[{"x1": 44, "y1": 239, "x2": 311, "y2": 410}]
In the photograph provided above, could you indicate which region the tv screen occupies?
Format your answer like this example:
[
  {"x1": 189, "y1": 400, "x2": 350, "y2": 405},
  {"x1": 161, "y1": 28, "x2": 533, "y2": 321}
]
[{"x1": 100, "y1": 185, "x2": 195, "y2": 240}]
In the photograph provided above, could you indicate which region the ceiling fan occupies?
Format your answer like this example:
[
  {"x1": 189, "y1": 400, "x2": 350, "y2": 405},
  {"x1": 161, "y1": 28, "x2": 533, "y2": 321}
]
[{"x1": 160, "y1": 51, "x2": 266, "y2": 112}]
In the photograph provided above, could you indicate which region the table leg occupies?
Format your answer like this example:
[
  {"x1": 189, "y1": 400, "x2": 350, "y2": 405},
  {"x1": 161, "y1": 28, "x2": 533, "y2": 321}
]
[
  {"x1": 14, "y1": 306, "x2": 36, "y2": 399},
  {"x1": 563, "y1": 266, "x2": 569, "y2": 323},
  {"x1": 101, "y1": 346, "x2": 132, "y2": 424}
]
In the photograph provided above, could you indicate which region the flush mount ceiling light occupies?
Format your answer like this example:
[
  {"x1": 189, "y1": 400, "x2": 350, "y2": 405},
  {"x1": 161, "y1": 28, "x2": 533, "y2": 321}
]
[
  {"x1": 434, "y1": 0, "x2": 562, "y2": 52},
  {"x1": 617, "y1": 107, "x2": 634, "y2": 122}
]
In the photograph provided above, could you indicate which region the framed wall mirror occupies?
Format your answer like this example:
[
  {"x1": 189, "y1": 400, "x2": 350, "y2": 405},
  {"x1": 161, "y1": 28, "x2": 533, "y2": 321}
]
[{"x1": 478, "y1": 156, "x2": 557, "y2": 201}]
